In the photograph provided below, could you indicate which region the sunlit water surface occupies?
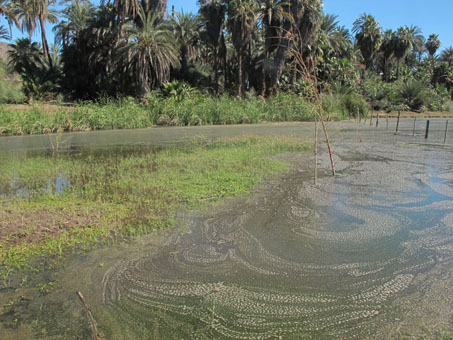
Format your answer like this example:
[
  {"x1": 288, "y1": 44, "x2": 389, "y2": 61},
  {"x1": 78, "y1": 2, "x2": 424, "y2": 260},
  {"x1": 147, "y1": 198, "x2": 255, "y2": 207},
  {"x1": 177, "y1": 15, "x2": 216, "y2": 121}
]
[{"x1": 1, "y1": 121, "x2": 452, "y2": 339}]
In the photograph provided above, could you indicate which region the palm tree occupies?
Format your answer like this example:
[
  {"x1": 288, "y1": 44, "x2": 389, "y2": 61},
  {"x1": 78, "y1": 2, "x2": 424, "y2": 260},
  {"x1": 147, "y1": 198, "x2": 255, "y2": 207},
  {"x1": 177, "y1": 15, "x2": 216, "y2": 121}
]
[
  {"x1": 425, "y1": 34, "x2": 441, "y2": 74},
  {"x1": 226, "y1": 0, "x2": 258, "y2": 97},
  {"x1": 35, "y1": 0, "x2": 58, "y2": 66},
  {"x1": 0, "y1": 24, "x2": 9, "y2": 39},
  {"x1": 114, "y1": 0, "x2": 167, "y2": 20},
  {"x1": 256, "y1": 0, "x2": 291, "y2": 95},
  {"x1": 391, "y1": 26, "x2": 412, "y2": 79},
  {"x1": 120, "y1": 6, "x2": 180, "y2": 97},
  {"x1": 320, "y1": 14, "x2": 351, "y2": 57},
  {"x1": 425, "y1": 34, "x2": 441, "y2": 57},
  {"x1": 1, "y1": 0, "x2": 18, "y2": 33},
  {"x1": 440, "y1": 47, "x2": 453, "y2": 67},
  {"x1": 199, "y1": 0, "x2": 226, "y2": 93},
  {"x1": 352, "y1": 13, "x2": 382, "y2": 70},
  {"x1": 377, "y1": 29, "x2": 394, "y2": 81},
  {"x1": 258, "y1": 0, "x2": 289, "y2": 56},
  {"x1": 166, "y1": 11, "x2": 202, "y2": 80},
  {"x1": 8, "y1": 38, "x2": 43, "y2": 100},
  {"x1": 53, "y1": 1, "x2": 94, "y2": 49},
  {"x1": 15, "y1": 0, "x2": 36, "y2": 38},
  {"x1": 15, "y1": 0, "x2": 58, "y2": 66}
]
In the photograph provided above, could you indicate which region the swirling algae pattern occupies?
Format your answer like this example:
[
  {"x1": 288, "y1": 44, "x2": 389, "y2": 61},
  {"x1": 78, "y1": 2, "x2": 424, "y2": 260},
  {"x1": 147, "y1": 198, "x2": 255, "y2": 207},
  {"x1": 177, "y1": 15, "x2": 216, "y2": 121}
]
[{"x1": 102, "y1": 142, "x2": 453, "y2": 339}]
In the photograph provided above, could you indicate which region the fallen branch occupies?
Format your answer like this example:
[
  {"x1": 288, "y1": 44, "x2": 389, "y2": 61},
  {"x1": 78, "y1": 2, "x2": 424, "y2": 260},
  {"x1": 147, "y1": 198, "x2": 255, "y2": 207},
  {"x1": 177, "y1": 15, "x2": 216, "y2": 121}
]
[{"x1": 76, "y1": 291, "x2": 101, "y2": 340}]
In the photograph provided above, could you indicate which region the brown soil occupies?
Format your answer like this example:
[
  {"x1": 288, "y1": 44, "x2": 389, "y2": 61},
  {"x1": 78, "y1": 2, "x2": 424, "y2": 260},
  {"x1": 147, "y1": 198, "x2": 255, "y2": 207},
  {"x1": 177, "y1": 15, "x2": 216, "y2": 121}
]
[{"x1": 0, "y1": 206, "x2": 104, "y2": 246}]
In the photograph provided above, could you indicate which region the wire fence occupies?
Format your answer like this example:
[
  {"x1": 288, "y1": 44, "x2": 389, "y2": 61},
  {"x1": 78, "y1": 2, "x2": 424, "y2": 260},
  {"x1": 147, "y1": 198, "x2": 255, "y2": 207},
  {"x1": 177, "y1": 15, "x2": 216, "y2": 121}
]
[{"x1": 360, "y1": 114, "x2": 452, "y2": 145}]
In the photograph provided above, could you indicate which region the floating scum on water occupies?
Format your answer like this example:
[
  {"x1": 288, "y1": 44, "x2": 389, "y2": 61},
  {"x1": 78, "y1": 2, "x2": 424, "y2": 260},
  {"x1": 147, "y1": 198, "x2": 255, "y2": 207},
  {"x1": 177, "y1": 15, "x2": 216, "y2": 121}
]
[
  {"x1": 0, "y1": 123, "x2": 452, "y2": 339},
  {"x1": 99, "y1": 130, "x2": 453, "y2": 339}
]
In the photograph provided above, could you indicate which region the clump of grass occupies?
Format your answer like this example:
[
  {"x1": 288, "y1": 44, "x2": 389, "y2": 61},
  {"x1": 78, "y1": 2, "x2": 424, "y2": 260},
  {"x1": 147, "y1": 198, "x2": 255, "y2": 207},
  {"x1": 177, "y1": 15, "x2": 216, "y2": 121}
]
[
  {"x1": 0, "y1": 94, "x2": 344, "y2": 136},
  {"x1": 0, "y1": 136, "x2": 310, "y2": 280}
]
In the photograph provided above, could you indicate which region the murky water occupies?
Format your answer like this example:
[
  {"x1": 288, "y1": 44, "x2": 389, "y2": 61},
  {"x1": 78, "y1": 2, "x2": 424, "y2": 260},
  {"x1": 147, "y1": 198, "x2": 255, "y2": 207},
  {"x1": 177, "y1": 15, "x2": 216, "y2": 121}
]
[{"x1": 1, "y1": 120, "x2": 452, "y2": 339}]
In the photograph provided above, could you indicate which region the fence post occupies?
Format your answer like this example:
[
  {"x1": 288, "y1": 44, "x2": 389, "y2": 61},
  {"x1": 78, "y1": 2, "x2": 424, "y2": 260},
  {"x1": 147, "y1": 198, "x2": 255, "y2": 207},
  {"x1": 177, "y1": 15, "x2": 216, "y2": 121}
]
[
  {"x1": 370, "y1": 113, "x2": 373, "y2": 126},
  {"x1": 376, "y1": 113, "x2": 379, "y2": 128},
  {"x1": 412, "y1": 117, "x2": 417, "y2": 136},
  {"x1": 386, "y1": 116, "x2": 389, "y2": 130},
  {"x1": 425, "y1": 120, "x2": 430, "y2": 139},
  {"x1": 444, "y1": 120, "x2": 449, "y2": 144},
  {"x1": 396, "y1": 111, "x2": 401, "y2": 133}
]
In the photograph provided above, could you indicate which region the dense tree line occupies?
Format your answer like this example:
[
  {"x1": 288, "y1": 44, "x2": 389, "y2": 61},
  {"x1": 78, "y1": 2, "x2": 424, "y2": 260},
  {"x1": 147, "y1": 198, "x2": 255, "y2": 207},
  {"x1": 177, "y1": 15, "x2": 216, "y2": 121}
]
[{"x1": 0, "y1": 0, "x2": 452, "y2": 111}]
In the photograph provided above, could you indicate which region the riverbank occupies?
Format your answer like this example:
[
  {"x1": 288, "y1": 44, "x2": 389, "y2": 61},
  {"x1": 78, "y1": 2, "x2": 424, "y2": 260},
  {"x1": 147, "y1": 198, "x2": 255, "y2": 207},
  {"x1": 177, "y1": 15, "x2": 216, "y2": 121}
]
[
  {"x1": 2, "y1": 97, "x2": 452, "y2": 137},
  {"x1": 0, "y1": 135, "x2": 310, "y2": 282},
  {"x1": 0, "y1": 95, "x2": 322, "y2": 136}
]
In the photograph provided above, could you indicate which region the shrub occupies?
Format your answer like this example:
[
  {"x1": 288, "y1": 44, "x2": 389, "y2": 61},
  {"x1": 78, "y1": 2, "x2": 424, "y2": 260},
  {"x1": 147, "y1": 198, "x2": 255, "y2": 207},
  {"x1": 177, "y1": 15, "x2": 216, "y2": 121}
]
[
  {"x1": 398, "y1": 80, "x2": 429, "y2": 111},
  {"x1": 0, "y1": 59, "x2": 25, "y2": 104}
]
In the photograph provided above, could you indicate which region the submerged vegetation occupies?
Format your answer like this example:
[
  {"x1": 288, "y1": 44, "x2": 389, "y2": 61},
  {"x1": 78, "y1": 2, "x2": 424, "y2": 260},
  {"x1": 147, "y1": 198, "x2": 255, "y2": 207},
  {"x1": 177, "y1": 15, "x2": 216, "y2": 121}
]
[
  {"x1": 0, "y1": 0, "x2": 452, "y2": 135},
  {"x1": 0, "y1": 136, "x2": 309, "y2": 280}
]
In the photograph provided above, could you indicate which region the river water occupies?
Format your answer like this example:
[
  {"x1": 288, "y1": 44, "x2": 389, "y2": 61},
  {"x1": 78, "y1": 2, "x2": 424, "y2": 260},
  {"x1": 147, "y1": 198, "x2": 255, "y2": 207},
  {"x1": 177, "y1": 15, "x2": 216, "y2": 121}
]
[{"x1": 1, "y1": 120, "x2": 452, "y2": 339}]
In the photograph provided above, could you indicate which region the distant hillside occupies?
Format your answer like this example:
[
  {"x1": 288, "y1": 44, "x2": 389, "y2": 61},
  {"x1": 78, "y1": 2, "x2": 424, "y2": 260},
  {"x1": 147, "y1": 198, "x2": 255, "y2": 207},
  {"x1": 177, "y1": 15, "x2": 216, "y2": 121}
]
[{"x1": 0, "y1": 42, "x2": 10, "y2": 61}]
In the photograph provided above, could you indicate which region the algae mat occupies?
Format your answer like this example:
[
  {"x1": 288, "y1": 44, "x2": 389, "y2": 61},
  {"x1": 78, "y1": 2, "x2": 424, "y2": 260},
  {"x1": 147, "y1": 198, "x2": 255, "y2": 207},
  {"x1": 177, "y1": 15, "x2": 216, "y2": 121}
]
[
  {"x1": 99, "y1": 143, "x2": 453, "y2": 339},
  {"x1": 2, "y1": 124, "x2": 453, "y2": 339}
]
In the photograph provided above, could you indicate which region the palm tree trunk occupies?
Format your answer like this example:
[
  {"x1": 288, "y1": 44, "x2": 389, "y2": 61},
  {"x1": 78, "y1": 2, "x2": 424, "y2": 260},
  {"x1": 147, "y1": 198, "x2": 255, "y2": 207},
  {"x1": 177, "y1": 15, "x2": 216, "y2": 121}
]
[
  {"x1": 181, "y1": 46, "x2": 188, "y2": 79},
  {"x1": 260, "y1": 63, "x2": 266, "y2": 97},
  {"x1": 39, "y1": 15, "x2": 52, "y2": 68},
  {"x1": 214, "y1": 47, "x2": 219, "y2": 94},
  {"x1": 237, "y1": 50, "x2": 243, "y2": 98}
]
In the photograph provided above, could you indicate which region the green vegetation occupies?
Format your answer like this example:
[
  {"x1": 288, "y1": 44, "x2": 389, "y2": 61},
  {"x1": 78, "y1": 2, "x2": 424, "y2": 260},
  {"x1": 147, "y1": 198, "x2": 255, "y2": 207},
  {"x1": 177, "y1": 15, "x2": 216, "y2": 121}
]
[
  {"x1": 0, "y1": 58, "x2": 24, "y2": 104},
  {"x1": 0, "y1": 93, "x2": 327, "y2": 135},
  {"x1": 0, "y1": 0, "x2": 452, "y2": 130},
  {"x1": 0, "y1": 136, "x2": 309, "y2": 280}
]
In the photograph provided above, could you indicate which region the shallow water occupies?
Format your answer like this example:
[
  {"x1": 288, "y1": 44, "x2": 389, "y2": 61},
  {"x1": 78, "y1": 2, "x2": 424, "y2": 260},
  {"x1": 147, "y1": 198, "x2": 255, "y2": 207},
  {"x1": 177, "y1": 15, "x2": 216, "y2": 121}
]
[{"x1": 1, "y1": 120, "x2": 453, "y2": 339}]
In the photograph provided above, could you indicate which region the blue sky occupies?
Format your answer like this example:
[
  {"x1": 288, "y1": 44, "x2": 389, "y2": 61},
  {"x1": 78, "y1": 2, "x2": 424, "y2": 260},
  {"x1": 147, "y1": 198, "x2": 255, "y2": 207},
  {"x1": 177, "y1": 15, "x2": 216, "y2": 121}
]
[{"x1": 1, "y1": 0, "x2": 452, "y2": 52}]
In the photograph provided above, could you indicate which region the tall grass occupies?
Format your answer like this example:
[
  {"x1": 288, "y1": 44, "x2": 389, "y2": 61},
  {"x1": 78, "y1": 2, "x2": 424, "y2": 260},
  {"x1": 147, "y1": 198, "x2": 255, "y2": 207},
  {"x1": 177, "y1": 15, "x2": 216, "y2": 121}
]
[{"x1": 0, "y1": 93, "x2": 342, "y2": 136}]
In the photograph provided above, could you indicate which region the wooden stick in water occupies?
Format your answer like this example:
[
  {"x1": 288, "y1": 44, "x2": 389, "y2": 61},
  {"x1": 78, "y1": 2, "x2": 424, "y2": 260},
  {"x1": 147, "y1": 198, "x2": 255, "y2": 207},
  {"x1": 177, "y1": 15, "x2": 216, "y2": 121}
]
[{"x1": 77, "y1": 291, "x2": 101, "y2": 340}]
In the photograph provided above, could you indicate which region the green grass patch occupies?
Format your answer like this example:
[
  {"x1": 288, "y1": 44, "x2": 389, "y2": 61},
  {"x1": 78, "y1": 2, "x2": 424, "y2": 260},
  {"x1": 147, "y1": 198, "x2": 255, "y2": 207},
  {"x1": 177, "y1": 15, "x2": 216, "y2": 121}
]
[
  {"x1": 0, "y1": 136, "x2": 310, "y2": 281},
  {"x1": 0, "y1": 94, "x2": 340, "y2": 136}
]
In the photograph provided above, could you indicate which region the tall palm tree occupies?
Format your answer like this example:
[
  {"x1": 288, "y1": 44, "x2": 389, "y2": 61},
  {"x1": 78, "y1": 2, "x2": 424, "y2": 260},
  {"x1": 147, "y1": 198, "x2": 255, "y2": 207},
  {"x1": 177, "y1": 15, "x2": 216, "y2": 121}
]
[
  {"x1": 114, "y1": 0, "x2": 167, "y2": 20},
  {"x1": 60, "y1": 3, "x2": 121, "y2": 99},
  {"x1": 352, "y1": 13, "x2": 382, "y2": 70},
  {"x1": 377, "y1": 29, "x2": 394, "y2": 81},
  {"x1": 425, "y1": 34, "x2": 441, "y2": 57},
  {"x1": 15, "y1": 0, "x2": 36, "y2": 38},
  {"x1": 391, "y1": 26, "x2": 412, "y2": 79},
  {"x1": 35, "y1": 0, "x2": 58, "y2": 66},
  {"x1": 1, "y1": 0, "x2": 18, "y2": 34},
  {"x1": 227, "y1": 0, "x2": 258, "y2": 97},
  {"x1": 440, "y1": 47, "x2": 453, "y2": 67},
  {"x1": 425, "y1": 34, "x2": 441, "y2": 74},
  {"x1": 166, "y1": 11, "x2": 202, "y2": 80},
  {"x1": 120, "y1": 6, "x2": 180, "y2": 97},
  {"x1": 256, "y1": 0, "x2": 291, "y2": 95},
  {"x1": 320, "y1": 14, "x2": 350, "y2": 57},
  {"x1": 258, "y1": 0, "x2": 289, "y2": 56},
  {"x1": 53, "y1": 1, "x2": 94, "y2": 49},
  {"x1": 15, "y1": 0, "x2": 58, "y2": 66},
  {"x1": 199, "y1": 0, "x2": 226, "y2": 93}
]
